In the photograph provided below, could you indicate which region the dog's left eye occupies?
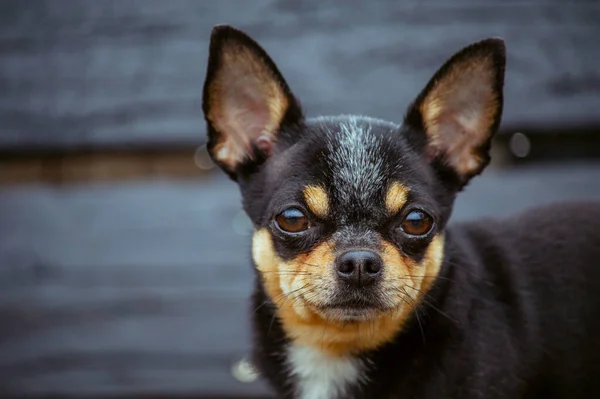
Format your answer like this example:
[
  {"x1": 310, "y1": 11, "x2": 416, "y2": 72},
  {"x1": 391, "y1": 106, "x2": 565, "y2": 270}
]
[
  {"x1": 275, "y1": 208, "x2": 310, "y2": 233},
  {"x1": 400, "y1": 210, "x2": 433, "y2": 237}
]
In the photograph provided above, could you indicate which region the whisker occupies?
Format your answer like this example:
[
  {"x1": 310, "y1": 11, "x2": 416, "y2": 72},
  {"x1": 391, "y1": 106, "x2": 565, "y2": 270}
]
[
  {"x1": 398, "y1": 286, "x2": 457, "y2": 323},
  {"x1": 391, "y1": 289, "x2": 427, "y2": 344},
  {"x1": 260, "y1": 271, "x2": 315, "y2": 276},
  {"x1": 266, "y1": 283, "x2": 316, "y2": 336},
  {"x1": 443, "y1": 259, "x2": 487, "y2": 281},
  {"x1": 272, "y1": 283, "x2": 311, "y2": 307},
  {"x1": 289, "y1": 287, "x2": 319, "y2": 307},
  {"x1": 387, "y1": 275, "x2": 454, "y2": 283},
  {"x1": 298, "y1": 261, "x2": 320, "y2": 268},
  {"x1": 252, "y1": 300, "x2": 271, "y2": 314}
]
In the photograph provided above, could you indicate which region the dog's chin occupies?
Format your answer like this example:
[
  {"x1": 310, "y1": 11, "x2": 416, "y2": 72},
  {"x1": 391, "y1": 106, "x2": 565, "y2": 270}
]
[
  {"x1": 318, "y1": 306, "x2": 381, "y2": 322},
  {"x1": 312, "y1": 296, "x2": 394, "y2": 322}
]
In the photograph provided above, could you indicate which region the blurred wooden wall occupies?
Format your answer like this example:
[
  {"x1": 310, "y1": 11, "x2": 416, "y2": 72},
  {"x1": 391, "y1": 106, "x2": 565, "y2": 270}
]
[{"x1": 1, "y1": 1, "x2": 599, "y2": 399}]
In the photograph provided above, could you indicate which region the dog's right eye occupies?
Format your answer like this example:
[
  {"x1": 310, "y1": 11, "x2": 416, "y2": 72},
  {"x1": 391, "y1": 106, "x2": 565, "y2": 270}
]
[{"x1": 275, "y1": 208, "x2": 310, "y2": 233}]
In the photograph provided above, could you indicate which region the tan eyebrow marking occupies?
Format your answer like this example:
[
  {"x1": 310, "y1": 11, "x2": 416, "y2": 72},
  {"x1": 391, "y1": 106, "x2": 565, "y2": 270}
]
[
  {"x1": 385, "y1": 181, "x2": 410, "y2": 214},
  {"x1": 303, "y1": 185, "x2": 329, "y2": 218}
]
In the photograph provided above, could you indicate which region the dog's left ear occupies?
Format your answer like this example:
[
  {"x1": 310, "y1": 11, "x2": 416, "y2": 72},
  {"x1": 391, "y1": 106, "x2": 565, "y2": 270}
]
[
  {"x1": 202, "y1": 25, "x2": 302, "y2": 178},
  {"x1": 405, "y1": 38, "x2": 506, "y2": 187}
]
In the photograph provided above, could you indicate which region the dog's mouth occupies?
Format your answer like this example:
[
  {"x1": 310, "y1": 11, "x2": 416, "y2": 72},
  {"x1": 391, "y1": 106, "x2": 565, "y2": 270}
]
[{"x1": 315, "y1": 295, "x2": 391, "y2": 322}]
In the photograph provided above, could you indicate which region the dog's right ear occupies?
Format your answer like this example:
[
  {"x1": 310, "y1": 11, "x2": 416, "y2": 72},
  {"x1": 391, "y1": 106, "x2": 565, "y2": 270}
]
[{"x1": 202, "y1": 25, "x2": 303, "y2": 179}]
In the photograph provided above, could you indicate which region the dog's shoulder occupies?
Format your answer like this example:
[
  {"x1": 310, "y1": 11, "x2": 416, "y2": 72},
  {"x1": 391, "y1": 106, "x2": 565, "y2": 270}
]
[
  {"x1": 445, "y1": 200, "x2": 600, "y2": 330},
  {"x1": 452, "y1": 201, "x2": 600, "y2": 256},
  {"x1": 443, "y1": 200, "x2": 600, "y2": 322}
]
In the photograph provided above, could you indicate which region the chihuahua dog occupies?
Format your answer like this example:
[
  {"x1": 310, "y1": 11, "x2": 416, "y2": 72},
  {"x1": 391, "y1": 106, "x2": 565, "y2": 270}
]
[{"x1": 202, "y1": 25, "x2": 600, "y2": 399}]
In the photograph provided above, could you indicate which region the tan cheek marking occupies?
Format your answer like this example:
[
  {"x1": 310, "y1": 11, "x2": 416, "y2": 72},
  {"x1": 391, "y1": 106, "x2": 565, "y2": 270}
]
[
  {"x1": 385, "y1": 181, "x2": 410, "y2": 214},
  {"x1": 252, "y1": 229, "x2": 285, "y2": 304},
  {"x1": 418, "y1": 234, "x2": 445, "y2": 295},
  {"x1": 381, "y1": 235, "x2": 444, "y2": 296},
  {"x1": 251, "y1": 229, "x2": 337, "y2": 323},
  {"x1": 381, "y1": 240, "x2": 411, "y2": 283},
  {"x1": 303, "y1": 185, "x2": 329, "y2": 218}
]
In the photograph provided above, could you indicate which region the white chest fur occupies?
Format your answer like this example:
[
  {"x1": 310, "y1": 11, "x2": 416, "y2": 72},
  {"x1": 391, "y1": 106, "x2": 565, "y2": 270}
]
[{"x1": 287, "y1": 345, "x2": 364, "y2": 399}]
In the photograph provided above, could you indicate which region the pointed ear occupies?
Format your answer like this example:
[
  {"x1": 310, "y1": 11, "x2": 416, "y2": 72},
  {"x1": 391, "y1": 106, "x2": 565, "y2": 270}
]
[
  {"x1": 202, "y1": 25, "x2": 302, "y2": 177},
  {"x1": 405, "y1": 38, "x2": 506, "y2": 187}
]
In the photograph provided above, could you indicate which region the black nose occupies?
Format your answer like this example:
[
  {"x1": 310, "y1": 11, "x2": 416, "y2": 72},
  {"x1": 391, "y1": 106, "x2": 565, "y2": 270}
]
[{"x1": 336, "y1": 250, "x2": 383, "y2": 287}]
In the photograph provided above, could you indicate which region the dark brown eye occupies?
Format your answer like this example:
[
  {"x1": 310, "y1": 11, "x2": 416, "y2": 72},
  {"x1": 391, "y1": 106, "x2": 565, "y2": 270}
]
[
  {"x1": 401, "y1": 210, "x2": 433, "y2": 236},
  {"x1": 275, "y1": 208, "x2": 310, "y2": 233}
]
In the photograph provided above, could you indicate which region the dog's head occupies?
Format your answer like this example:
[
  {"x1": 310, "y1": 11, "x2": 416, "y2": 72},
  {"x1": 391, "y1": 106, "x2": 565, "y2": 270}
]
[{"x1": 202, "y1": 26, "x2": 505, "y2": 355}]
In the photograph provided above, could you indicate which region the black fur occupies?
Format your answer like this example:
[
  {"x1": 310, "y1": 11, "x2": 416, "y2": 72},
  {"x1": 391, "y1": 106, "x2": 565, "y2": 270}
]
[{"x1": 202, "y1": 25, "x2": 600, "y2": 398}]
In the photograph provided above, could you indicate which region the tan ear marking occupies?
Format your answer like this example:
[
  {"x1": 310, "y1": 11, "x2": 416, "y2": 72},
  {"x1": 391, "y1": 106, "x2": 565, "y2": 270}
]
[
  {"x1": 304, "y1": 185, "x2": 330, "y2": 218},
  {"x1": 419, "y1": 53, "x2": 500, "y2": 177},
  {"x1": 203, "y1": 26, "x2": 299, "y2": 173},
  {"x1": 206, "y1": 43, "x2": 289, "y2": 169},
  {"x1": 385, "y1": 181, "x2": 409, "y2": 214},
  {"x1": 410, "y1": 38, "x2": 505, "y2": 182}
]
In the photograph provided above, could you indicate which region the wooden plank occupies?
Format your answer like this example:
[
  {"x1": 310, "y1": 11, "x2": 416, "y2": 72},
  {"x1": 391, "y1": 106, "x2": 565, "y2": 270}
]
[
  {"x1": 1, "y1": 164, "x2": 600, "y2": 397},
  {"x1": 0, "y1": 148, "x2": 212, "y2": 184},
  {"x1": 0, "y1": 177, "x2": 271, "y2": 397},
  {"x1": 1, "y1": 0, "x2": 599, "y2": 150}
]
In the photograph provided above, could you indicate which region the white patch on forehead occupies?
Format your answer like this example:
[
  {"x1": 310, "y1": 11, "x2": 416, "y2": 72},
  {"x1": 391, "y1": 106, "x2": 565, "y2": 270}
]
[
  {"x1": 323, "y1": 116, "x2": 396, "y2": 207},
  {"x1": 288, "y1": 344, "x2": 364, "y2": 399}
]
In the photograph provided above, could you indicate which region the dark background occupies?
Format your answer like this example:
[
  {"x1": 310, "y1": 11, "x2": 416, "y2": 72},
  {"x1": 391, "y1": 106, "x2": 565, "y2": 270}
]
[{"x1": 1, "y1": 1, "x2": 599, "y2": 398}]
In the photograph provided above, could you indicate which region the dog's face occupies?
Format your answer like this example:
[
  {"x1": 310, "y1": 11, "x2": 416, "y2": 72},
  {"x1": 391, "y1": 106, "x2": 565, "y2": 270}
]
[{"x1": 203, "y1": 26, "x2": 505, "y2": 355}]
